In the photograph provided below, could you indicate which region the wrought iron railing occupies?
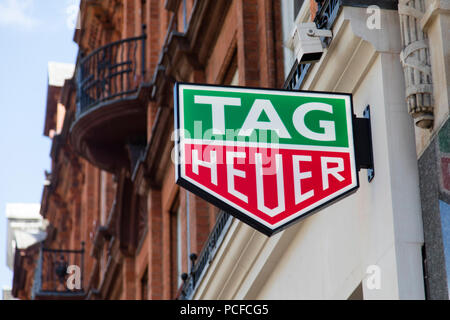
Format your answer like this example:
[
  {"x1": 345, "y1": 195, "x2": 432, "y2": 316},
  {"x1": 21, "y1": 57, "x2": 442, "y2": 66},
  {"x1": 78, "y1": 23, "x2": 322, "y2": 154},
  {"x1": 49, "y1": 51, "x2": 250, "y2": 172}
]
[
  {"x1": 315, "y1": 0, "x2": 341, "y2": 37},
  {"x1": 76, "y1": 26, "x2": 147, "y2": 116},
  {"x1": 284, "y1": 61, "x2": 312, "y2": 90},
  {"x1": 284, "y1": 0, "x2": 341, "y2": 90},
  {"x1": 32, "y1": 242, "x2": 85, "y2": 299},
  {"x1": 179, "y1": 212, "x2": 232, "y2": 300}
]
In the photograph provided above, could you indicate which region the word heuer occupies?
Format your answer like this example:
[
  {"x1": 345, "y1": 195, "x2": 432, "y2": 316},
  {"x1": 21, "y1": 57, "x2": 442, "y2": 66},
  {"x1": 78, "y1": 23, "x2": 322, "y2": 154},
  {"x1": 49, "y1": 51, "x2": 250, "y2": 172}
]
[{"x1": 174, "y1": 83, "x2": 359, "y2": 236}]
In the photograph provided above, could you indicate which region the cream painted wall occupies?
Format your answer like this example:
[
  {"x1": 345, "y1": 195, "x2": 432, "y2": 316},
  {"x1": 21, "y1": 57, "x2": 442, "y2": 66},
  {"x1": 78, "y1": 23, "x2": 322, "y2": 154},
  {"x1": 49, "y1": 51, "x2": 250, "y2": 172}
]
[
  {"x1": 255, "y1": 51, "x2": 423, "y2": 299},
  {"x1": 192, "y1": 6, "x2": 425, "y2": 300}
]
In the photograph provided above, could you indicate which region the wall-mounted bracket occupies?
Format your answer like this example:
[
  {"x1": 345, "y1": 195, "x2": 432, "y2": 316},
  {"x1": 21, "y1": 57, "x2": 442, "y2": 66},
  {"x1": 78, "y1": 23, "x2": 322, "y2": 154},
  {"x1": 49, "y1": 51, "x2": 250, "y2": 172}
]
[{"x1": 353, "y1": 105, "x2": 375, "y2": 182}]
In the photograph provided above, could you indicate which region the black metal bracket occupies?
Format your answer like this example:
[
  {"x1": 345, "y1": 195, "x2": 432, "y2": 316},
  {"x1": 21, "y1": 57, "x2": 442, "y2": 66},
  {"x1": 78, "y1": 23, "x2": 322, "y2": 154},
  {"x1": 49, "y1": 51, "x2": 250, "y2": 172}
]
[{"x1": 353, "y1": 105, "x2": 375, "y2": 182}]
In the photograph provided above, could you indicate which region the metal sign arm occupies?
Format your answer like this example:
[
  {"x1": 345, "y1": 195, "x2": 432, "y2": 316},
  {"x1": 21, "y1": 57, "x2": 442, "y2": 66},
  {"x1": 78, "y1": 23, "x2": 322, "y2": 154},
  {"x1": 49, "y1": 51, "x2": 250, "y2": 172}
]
[{"x1": 353, "y1": 105, "x2": 375, "y2": 182}]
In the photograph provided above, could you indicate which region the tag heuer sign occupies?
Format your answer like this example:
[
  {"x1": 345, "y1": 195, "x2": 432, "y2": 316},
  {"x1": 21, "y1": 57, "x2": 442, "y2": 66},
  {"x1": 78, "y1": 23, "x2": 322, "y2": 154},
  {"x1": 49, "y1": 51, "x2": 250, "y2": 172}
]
[{"x1": 174, "y1": 83, "x2": 359, "y2": 236}]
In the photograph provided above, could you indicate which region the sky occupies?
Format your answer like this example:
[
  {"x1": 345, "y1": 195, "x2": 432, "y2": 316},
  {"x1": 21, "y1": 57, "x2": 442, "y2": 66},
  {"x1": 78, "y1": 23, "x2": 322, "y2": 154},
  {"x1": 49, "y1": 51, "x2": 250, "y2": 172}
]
[{"x1": 0, "y1": 0, "x2": 79, "y2": 296}]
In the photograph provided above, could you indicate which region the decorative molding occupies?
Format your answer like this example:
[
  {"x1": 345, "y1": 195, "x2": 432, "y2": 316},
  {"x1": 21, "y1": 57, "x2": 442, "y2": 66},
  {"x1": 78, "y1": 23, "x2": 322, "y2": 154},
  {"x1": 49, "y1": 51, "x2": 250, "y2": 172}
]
[
  {"x1": 398, "y1": 0, "x2": 434, "y2": 128},
  {"x1": 420, "y1": 0, "x2": 450, "y2": 31}
]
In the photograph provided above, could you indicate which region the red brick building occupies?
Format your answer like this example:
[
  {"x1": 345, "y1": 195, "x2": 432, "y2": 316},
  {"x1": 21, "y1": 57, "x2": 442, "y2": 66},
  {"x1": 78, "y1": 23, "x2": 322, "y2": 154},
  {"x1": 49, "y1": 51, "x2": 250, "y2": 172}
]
[{"x1": 12, "y1": 0, "x2": 290, "y2": 300}]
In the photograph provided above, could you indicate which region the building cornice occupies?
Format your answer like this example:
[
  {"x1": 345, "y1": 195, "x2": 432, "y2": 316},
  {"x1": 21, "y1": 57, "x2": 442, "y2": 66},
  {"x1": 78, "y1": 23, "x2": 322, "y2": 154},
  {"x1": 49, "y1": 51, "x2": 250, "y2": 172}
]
[{"x1": 420, "y1": 0, "x2": 450, "y2": 31}]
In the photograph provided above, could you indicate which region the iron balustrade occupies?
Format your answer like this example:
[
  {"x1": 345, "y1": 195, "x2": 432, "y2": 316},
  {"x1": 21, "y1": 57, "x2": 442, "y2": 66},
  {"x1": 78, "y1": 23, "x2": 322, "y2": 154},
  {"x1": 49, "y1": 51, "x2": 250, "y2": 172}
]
[
  {"x1": 284, "y1": 61, "x2": 312, "y2": 91},
  {"x1": 284, "y1": 0, "x2": 341, "y2": 90},
  {"x1": 76, "y1": 27, "x2": 147, "y2": 116},
  {"x1": 32, "y1": 242, "x2": 85, "y2": 299},
  {"x1": 179, "y1": 211, "x2": 232, "y2": 300},
  {"x1": 315, "y1": 0, "x2": 341, "y2": 35}
]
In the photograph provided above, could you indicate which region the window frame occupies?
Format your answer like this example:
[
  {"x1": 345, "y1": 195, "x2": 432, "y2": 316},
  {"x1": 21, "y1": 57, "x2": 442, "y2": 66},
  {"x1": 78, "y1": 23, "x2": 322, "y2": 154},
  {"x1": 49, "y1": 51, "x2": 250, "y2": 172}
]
[{"x1": 281, "y1": 0, "x2": 311, "y2": 79}]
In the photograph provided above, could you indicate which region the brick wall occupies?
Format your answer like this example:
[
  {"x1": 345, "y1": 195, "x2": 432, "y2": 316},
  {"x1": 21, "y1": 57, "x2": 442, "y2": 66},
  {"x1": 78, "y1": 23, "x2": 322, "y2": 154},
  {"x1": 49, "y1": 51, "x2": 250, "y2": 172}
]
[{"x1": 18, "y1": 0, "x2": 284, "y2": 301}]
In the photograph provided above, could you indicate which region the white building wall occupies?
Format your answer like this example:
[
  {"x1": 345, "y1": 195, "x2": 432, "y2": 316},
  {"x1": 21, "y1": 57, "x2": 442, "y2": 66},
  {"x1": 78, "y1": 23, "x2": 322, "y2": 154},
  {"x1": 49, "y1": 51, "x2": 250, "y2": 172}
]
[{"x1": 193, "y1": 6, "x2": 425, "y2": 300}]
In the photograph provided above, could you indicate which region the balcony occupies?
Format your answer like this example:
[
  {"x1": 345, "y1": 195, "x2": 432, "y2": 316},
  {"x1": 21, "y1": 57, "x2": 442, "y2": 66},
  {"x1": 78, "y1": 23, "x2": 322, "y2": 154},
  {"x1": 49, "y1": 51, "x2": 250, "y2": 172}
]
[
  {"x1": 70, "y1": 29, "x2": 149, "y2": 173},
  {"x1": 32, "y1": 243, "x2": 85, "y2": 300}
]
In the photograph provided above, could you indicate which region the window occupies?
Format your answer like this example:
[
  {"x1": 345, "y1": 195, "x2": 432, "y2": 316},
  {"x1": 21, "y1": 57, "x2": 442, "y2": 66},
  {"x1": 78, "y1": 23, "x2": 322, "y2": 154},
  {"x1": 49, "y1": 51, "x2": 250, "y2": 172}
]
[
  {"x1": 141, "y1": 0, "x2": 147, "y2": 26},
  {"x1": 136, "y1": 194, "x2": 148, "y2": 249},
  {"x1": 170, "y1": 201, "x2": 184, "y2": 296},
  {"x1": 141, "y1": 268, "x2": 148, "y2": 300},
  {"x1": 176, "y1": 0, "x2": 188, "y2": 32},
  {"x1": 176, "y1": 206, "x2": 183, "y2": 288},
  {"x1": 294, "y1": 0, "x2": 304, "y2": 19},
  {"x1": 183, "y1": 0, "x2": 187, "y2": 32},
  {"x1": 230, "y1": 70, "x2": 239, "y2": 86},
  {"x1": 281, "y1": 0, "x2": 309, "y2": 78},
  {"x1": 221, "y1": 49, "x2": 238, "y2": 85}
]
